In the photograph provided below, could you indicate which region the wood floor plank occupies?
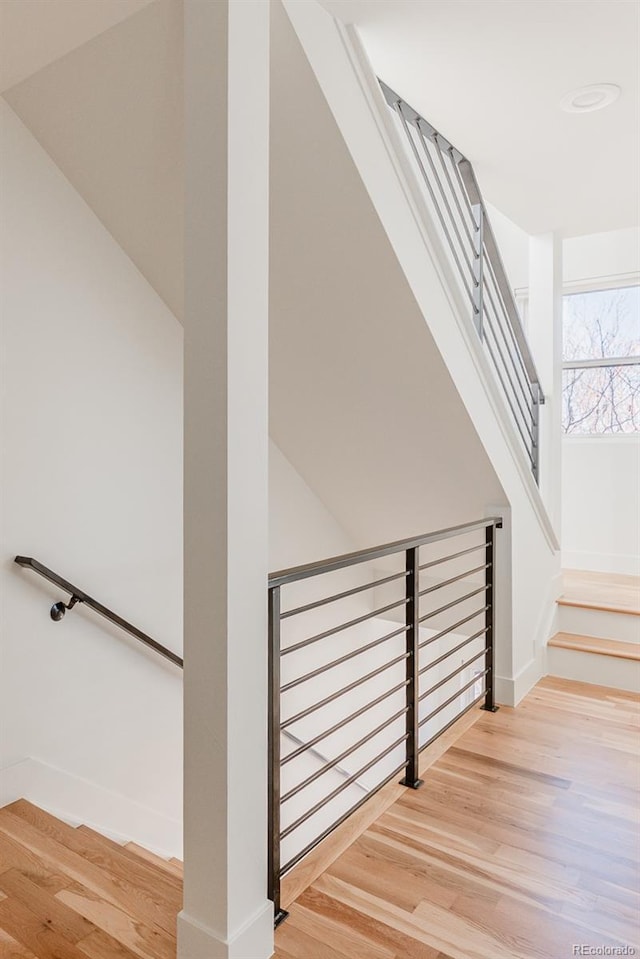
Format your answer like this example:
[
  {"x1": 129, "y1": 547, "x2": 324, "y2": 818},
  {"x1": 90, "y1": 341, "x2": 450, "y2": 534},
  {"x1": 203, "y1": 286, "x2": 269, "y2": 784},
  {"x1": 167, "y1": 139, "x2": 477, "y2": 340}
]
[
  {"x1": 0, "y1": 675, "x2": 636, "y2": 959},
  {"x1": 0, "y1": 812, "x2": 176, "y2": 937},
  {"x1": 76, "y1": 929, "x2": 140, "y2": 959},
  {"x1": 123, "y1": 846, "x2": 182, "y2": 881},
  {"x1": 0, "y1": 897, "x2": 87, "y2": 959},
  {"x1": 0, "y1": 832, "x2": 71, "y2": 894},
  {"x1": 275, "y1": 677, "x2": 640, "y2": 959},
  {"x1": 0, "y1": 871, "x2": 95, "y2": 943},
  {"x1": 4, "y1": 805, "x2": 181, "y2": 908},
  {"x1": 0, "y1": 927, "x2": 39, "y2": 959},
  {"x1": 56, "y1": 883, "x2": 176, "y2": 959}
]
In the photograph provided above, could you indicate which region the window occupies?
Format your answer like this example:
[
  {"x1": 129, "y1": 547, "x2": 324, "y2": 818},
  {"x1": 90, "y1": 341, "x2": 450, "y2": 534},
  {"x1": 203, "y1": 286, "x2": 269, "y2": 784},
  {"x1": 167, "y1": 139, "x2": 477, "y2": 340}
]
[{"x1": 562, "y1": 285, "x2": 640, "y2": 434}]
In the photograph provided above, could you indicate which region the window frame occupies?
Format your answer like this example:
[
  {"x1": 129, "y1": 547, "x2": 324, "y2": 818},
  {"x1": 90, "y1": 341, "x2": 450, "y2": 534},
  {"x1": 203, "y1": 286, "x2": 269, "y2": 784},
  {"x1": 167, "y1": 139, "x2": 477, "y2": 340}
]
[{"x1": 561, "y1": 279, "x2": 640, "y2": 435}]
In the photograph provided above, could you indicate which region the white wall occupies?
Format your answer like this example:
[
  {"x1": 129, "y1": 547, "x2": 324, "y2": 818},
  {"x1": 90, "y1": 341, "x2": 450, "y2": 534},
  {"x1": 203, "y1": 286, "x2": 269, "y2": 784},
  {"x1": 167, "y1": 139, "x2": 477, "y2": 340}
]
[
  {"x1": 564, "y1": 227, "x2": 640, "y2": 289},
  {"x1": 485, "y1": 201, "x2": 530, "y2": 293},
  {"x1": 561, "y1": 228, "x2": 640, "y2": 576},
  {"x1": 280, "y1": 0, "x2": 559, "y2": 707},
  {"x1": 0, "y1": 101, "x2": 184, "y2": 840},
  {"x1": 562, "y1": 437, "x2": 640, "y2": 575}
]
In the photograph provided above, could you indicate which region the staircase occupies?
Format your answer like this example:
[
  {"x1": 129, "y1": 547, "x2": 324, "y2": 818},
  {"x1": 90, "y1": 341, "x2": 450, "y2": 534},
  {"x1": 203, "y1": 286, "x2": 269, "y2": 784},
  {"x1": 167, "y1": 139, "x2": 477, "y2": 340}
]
[
  {"x1": 0, "y1": 800, "x2": 181, "y2": 958},
  {"x1": 548, "y1": 570, "x2": 640, "y2": 692}
]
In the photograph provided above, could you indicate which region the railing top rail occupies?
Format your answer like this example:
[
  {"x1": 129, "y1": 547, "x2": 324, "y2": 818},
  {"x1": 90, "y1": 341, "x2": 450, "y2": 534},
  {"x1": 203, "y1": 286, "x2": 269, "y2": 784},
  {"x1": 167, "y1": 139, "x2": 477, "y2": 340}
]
[
  {"x1": 268, "y1": 517, "x2": 501, "y2": 589},
  {"x1": 14, "y1": 556, "x2": 183, "y2": 669},
  {"x1": 379, "y1": 80, "x2": 545, "y2": 403}
]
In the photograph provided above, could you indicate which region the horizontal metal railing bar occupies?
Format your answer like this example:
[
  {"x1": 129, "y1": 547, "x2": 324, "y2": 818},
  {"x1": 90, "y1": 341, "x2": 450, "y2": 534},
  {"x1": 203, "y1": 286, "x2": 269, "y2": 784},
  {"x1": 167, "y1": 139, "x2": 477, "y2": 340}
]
[
  {"x1": 419, "y1": 627, "x2": 488, "y2": 676},
  {"x1": 280, "y1": 653, "x2": 409, "y2": 730},
  {"x1": 280, "y1": 758, "x2": 409, "y2": 876},
  {"x1": 281, "y1": 598, "x2": 409, "y2": 657},
  {"x1": 418, "y1": 585, "x2": 486, "y2": 624},
  {"x1": 280, "y1": 570, "x2": 408, "y2": 620},
  {"x1": 418, "y1": 669, "x2": 490, "y2": 728},
  {"x1": 281, "y1": 678, "x2": 410, "y2": 766},
  {"x1": 484, "y1": 257, "x2": 535, "y2": 402},
  {"x1": 482, "y1": 330, "x2": 536, "y2": 462},
  {"x1": 281, "y1": 623, "x2": 408, "y2": 693},
  {"x1": 418, "y1": 648, "x2": 488, "y2": 702},
  {"x1": 418, "y1": 607, "x2": 488, "y2": 651},
  {"x1": 416, "y1": 121, "x2": 476, "y2": 279},
  {"x1": 418, "y1": 563, "x2": 489, "y2": 598},
  {"x1": 14, "y1": 556, "x2": 183, "y2": 668},
  {"x1": 281, "y1": 728, "x2": 359, "y2": 788},
  {"x1": 418, "y1": 688, "x2": 486, "y2": 754},
  {"x1": 483, "y1": 303, "x2": 535, "y2": 435},
  {"x1": 483, "y1": 295, "x2": 535, "y2": 433},
  {"x1": 483, "y1": 267, "x2": 535, "y2": 405},
  {"x1": 563, "y1": 356, "x2": 640, "y2": 370},
  {"x1": 269, "y1": 518, "x2": 501, "y2": 588},
  {"x1": 458, "y1": 159, "x2": 544, "y2": 398},
  {"x1": 418, "y1": 543, "x2": 485, "y2": 571},
  {"x1": 281, "y1": 706, "x2": 408, "y2": 804},
  {"x1": 434, "y1": 133, "x2": 476, "y2": 247},
  {"x1": 396, "y1": 103, "x2": 475, "y2": 305},
  {"x1": 280, "y1": 734, "x2": 409, "y2": 840}
]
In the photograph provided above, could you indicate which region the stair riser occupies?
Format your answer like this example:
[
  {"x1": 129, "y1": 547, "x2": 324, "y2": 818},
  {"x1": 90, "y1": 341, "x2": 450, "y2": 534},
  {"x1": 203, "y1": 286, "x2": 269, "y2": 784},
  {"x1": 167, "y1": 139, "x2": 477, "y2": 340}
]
[
  {"x1": 547, "y1": 646, "x2": 640, "y2": 693},
  {"x1": 558, "y1": 605, "x2": 640, "y2": 644}
]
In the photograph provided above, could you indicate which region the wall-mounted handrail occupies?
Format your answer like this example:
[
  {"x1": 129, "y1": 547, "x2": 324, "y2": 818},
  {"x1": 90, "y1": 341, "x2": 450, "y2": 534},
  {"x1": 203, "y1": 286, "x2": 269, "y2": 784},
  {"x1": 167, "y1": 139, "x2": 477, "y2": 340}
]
[
  {"x1": 14, "y1": 556, "x2": 183, "y2": 669},
  {"x1": 379, "y1": 79, "x2": 545, "y2": 483}
]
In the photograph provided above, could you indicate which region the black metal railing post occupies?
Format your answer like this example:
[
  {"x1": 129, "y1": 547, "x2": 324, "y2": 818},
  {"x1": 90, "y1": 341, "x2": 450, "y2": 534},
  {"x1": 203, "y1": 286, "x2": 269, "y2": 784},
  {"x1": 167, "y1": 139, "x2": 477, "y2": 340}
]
[
  {"x1": 481, "y1": 525, "x2": 499, "y2": 713},
  {"x1": 400, "y1": 547, "x2": 423, "y2": 789},
  {"x1": 267, "y1": 585, "x2": 288, "y2": 926}
]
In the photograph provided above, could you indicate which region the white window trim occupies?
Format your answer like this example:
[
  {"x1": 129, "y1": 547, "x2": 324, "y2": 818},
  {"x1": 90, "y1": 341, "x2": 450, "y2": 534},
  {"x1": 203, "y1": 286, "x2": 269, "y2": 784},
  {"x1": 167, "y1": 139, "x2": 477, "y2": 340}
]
[{"x1": 560, "y1": 277, "x2": 640, "y2": 436}]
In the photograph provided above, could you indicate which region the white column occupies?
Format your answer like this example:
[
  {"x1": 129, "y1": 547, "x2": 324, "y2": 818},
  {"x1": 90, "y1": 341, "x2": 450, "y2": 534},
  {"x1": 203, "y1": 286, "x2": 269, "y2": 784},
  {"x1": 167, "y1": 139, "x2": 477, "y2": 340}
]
[
  {"x1": 179, "y1": 2, "x2": 272, "y2": 958},
  {"x1": 528, "y1": 234, "x2": 563, "y2": 533}
]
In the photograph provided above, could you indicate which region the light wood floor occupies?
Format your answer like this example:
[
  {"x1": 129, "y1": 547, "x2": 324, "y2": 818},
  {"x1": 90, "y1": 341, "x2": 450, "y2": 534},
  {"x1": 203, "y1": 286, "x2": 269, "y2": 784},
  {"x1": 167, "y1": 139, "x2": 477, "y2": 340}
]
[
  {"x1": 274, "y1": 677, "x2": 640, "y2": 959},
  {"x1": 0, "y1": 677, "x2": 637, "y2": 959},
  {"x1": 560, "y1": 569, "x2": 640, "y2": 615},
  {"x1": 0, "y1": 801, "x2": 183, "y2": 959}
]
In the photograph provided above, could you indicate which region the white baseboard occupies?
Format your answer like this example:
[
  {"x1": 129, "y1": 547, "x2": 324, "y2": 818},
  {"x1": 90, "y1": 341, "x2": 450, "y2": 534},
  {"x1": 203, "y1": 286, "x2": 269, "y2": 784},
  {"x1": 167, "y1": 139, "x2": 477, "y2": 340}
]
[
  {"x1": 0, "y1": 757, "x2": 182, "y2": 859},
  {"x1": 562, "y1": 551, "x2": 640, "y2": 577},
  {"x1": 496, "y1": 646, "x2": 546, "y2": 707},
  {"x1": 177, "y1": 902, "x2": 274, "y2": 959}
]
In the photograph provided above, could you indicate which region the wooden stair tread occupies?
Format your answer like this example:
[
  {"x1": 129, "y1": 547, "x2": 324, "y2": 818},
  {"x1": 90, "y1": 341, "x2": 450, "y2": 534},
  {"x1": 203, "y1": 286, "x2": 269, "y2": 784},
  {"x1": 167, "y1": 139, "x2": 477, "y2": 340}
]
[
  {"x1": 74, "y1": 827, "x2": 182, "y2": 888},
  {"x1": 5, "y1": 803, "x2": 181, "y2": 903},
  {"x1": 124, "y1": 842, "x2": 183, "y2": 879},
  {"x1": 0, "y1": 805, "x2": 178, "y2": 937},
  {"x1": 549, "y1": 632, "x2": 640, "y2": 661},
  {"x1": 0, "y1": 800, "x2": 182, "y2": 957},
  {"x1": 558, "y1": 569, "x2": 640, "y2": 616}
]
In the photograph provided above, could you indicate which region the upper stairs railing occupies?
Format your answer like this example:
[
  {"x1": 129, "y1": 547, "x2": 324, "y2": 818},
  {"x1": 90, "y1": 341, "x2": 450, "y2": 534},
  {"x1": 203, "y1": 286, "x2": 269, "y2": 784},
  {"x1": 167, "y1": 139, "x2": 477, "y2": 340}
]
[
  {"x1": 380, "y1": 81, "x2": 544, "y2": 483},
  {"x1": 16, "y1": 516, "x2": 502, "y2": 927}
]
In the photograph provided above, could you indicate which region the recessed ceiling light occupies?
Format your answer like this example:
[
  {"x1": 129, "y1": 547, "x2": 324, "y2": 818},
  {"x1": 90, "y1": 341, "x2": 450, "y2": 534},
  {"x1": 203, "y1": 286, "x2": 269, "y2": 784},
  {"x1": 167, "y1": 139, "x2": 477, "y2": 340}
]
[{"x1": 560, "y1": 83, "x2": 621, "y2": 114}]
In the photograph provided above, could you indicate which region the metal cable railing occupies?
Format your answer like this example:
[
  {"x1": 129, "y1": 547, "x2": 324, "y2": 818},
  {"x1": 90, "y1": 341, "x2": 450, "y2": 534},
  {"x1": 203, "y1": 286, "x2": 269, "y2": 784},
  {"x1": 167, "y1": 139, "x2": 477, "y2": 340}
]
[
  {"x1": 267, "y1": 516, "x2": 501, "y2": 924},
  {"x1": 380, "y1": 81, "x2": 544, "y2": 483}
]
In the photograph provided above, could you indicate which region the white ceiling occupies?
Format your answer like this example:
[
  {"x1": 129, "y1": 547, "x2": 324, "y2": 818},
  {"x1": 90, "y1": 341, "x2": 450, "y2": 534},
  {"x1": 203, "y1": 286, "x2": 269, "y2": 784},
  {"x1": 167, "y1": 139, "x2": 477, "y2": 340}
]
[
  {"x1": 0, "y1": 0, "x2": 157, "y2": 92},
  {"x1": 2, "y1": 0, "x2": 636, "y2": 324},
  {"x1": 319, "y1": 0, "x2": 639, "y2": 237}
]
